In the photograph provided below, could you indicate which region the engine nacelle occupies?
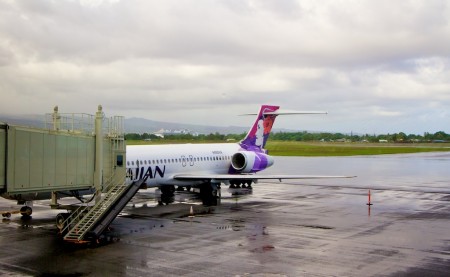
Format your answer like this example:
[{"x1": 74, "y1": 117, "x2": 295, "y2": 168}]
[{"x1": 231, "y1": 151, "x2": 274, "y2": 173}]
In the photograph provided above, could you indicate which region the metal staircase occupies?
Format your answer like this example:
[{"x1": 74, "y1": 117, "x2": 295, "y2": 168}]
[{"x1": 60, "y1": 173, "x2": 144, "y2": 243}]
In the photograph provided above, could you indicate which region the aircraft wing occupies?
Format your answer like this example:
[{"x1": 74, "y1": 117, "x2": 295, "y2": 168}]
[{"x1": 173, "y1": 174, "x2": 355, "y2": 182}]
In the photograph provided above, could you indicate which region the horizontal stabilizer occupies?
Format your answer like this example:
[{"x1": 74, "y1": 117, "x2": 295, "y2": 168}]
[{"x1": 240, "y1": 110, "x2": 328, "y2": 116}]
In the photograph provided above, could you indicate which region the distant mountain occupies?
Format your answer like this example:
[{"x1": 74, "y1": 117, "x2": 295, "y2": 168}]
[
  {"x1": 0, "y1": 114, "x2": 300, "y2": 134},
  {"x1": 0, "y1": 114, "x2": 47, "y2": 128},
  {"x1": 124, "y1": 117, "x2": 250, "y2": 134}
]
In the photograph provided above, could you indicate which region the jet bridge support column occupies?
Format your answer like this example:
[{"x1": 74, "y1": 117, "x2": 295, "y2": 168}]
[
  {"x1": 94, "y1": 105, "x2": 103, "y2": 204},
  {"x1": 51, "y1": 106, "x2": 60, "y2": 207},
  {"x1": 52, "y1": 106, "x2": 61, "y2": 131},
  {"x1": 51, "y1": 192, "x2": 58, "y2": 206}
]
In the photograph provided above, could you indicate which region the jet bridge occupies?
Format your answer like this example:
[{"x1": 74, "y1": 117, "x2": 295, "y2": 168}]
[
  {"x1": 0, "y1": 105, "x2": 145, "y2": 242},
  {"x1": 0, "y1": 105, "x2": 126, "y2": 211}
]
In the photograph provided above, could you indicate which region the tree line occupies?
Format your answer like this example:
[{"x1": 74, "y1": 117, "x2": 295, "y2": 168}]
[
  {"x1": 125, "y1": 131, "x2": 450, "y2": 143},
  {"x1": 270, "y1": 131, "x2": 450, "y2": 142}
]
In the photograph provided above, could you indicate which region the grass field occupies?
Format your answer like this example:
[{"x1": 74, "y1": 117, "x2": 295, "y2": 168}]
[
  {"x1": 265, "y1": 141, "x2": 450, "y2": 156},
  {"x1": 126, "y1": 139, "x2": 450, "y2": 156}
]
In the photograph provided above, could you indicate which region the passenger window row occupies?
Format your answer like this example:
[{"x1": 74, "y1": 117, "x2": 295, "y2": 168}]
[{"x1": 126, "y1": 156, "x2": 231, "y2": 166}]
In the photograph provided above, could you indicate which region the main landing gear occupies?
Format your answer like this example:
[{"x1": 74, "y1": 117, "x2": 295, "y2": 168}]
[
  {"x1": 158, "y1": 185, "x2": 176, "y2": 205},
  {"x1": 199, "y1": 182, "x2": 220, "y2": 206},
  {"x1": 229, "y1": 180, "x2": 253, "y2": 189},
  {"x1": 157, "y1": 183, "x2": 221, "y2": 206},
  {"x1": 160, "y1": 185, "x2": 176, "y2": 195}
]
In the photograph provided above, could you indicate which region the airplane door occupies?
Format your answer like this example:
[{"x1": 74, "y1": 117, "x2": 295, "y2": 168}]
[
  {"x1": 181, "y1": 155, "x2": 186, "y2": 167},
  {"x1": 189, "y1": 155, "x2": 194, "y2": 166}
]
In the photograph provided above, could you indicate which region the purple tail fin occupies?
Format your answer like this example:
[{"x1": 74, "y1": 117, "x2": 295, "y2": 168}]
[{"x1": 239, "y1": 105, "x2": 280, "y2": 152}]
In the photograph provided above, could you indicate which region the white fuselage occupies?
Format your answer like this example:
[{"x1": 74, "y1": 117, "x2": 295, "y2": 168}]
[{"x1": 126, "y1": 143, "x2": 242, "y2": 186}]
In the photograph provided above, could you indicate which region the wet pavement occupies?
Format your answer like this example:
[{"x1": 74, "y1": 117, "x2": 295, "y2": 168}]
[{"x1": 1, "y1": 153, "x2": 450, "y2": 276}]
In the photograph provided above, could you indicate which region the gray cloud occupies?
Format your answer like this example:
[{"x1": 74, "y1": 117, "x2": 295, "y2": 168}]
[{"x1": 0, "y1": 0, "x2": 449, "y2": 134}]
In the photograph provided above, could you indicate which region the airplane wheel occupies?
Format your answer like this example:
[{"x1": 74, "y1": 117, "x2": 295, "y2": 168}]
[
  {"x1": 2, "y1": 213, "x2": 11, "y2": 218},
  {"x1": 200, "y1": 184, "x2": 218, "y2": 198},
  {"x1": 20, "y1": 206, "x2": 32, "y2": 216},
  {"x1": 56, "y1": 213, "x2": 69, "y2": 230},
  {"x1": 161, "y1": 185, "x2": 175, "y2": 195}
]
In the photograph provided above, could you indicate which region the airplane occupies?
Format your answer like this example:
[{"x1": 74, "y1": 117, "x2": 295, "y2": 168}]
[
  {"x1": 1, "y1": 104, "x2": 353, "y2": 217},
  {"x1": 125, "y1": 104, "x2": 353, "y2": 199}
]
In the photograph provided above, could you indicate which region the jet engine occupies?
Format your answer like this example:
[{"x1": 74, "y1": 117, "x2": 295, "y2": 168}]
[{"x1": 231, "y1": 151, "x2": 274, "y2": 173}]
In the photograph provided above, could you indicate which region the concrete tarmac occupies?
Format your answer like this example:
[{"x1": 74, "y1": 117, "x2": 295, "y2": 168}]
[{"x1": 0, "y1": 154, "x2": 449, "y2": 276}]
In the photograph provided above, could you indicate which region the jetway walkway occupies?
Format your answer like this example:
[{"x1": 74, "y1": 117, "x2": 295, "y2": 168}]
[
  {"x1": 1, "y1": 105, "x2": 131, "y2": 241},
  {"x1": 0, "y1": 105, "x2": 126, "y2": 204}
]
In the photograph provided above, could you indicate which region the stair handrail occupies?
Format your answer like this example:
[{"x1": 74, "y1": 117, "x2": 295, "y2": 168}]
[
  {"x1": 59, "y1": 204, "x2": 90, "y2": 235},
  {"x1": 64, "y1": 181, "x2": 129, "y2": 241},
  {"x1": 103, "y1": 170, "x2": 128, "y2": 195},
  {"x1": 75, "y1": 178, "x2": 145, "y2": 242},
  {"x1": 60, "y1": 170, "x2": 127, "y2": 236}
]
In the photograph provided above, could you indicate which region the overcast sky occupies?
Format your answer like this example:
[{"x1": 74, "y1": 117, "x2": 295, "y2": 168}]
[{"x1": 0, "y1": 0, "x2": 449, "y2": 134}]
